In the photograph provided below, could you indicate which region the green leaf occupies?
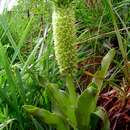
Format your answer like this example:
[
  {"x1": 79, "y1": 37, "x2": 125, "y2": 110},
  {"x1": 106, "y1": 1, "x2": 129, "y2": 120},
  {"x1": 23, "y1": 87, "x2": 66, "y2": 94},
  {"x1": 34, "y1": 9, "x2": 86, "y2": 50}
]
[
  {"x1": 48, "y1": 84, "x2": 69, "y2": 112},
  {"x1": 93, "y1": 49, "x2": 115, "y2": 90},
  {"x1": 48, "y1": 84, "x2": 77, "y2": 127},
  {"x1": 12, "y1": 16, "x2": 34, "y2": 63},
  {"x1": 0, "y1": 42, "x2": 18, "y2": 107},
  {"x1": 91, "y1": 107, "x2": 110, "y2": 130},
  {"x1": 23, "y1": 105, "x2": 69, "y2": 130},
  {"x1": 0, "y1": 42, "x2": 24, "y2": 129},
  {"x1": 75, "y1": 83, "x2": 98, "y2": 130},
  {"x1": 101, "y1": 49, "x2": 115, "y2": 77},
  {"x1": 0, "y1": 15, "x2": 24, "y2": 63},
  {"x1": 15, "y1": 68, "x2": 26, "y2": 104},
  {"x1": 21, "y1": 38, "x2": 43, "y2": 75},
  {"x1": 0, "y1": 119, "x2": 15, "y2": 130},
  {"x1": 31, "y1": 117, "x2": 45, "y2": 130}
]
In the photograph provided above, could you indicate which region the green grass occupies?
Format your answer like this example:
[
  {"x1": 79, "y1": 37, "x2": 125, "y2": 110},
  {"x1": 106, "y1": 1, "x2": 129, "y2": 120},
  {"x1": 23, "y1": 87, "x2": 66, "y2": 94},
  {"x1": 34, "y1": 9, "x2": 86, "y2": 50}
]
[{"x1": 0, "y1": 0, "x2": 129, "y2": 129}]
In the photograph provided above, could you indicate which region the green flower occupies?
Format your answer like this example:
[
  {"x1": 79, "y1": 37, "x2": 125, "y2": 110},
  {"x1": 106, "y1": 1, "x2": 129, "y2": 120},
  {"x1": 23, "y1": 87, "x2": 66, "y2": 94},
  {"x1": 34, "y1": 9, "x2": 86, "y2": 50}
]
[{"x1": 52, "y1": 1, "x2": 77, "y2": 75}]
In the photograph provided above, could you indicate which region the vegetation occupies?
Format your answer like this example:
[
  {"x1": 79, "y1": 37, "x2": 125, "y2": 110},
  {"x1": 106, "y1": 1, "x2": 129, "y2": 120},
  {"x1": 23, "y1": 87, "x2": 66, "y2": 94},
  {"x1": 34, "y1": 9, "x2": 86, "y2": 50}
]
[{"x1": 0, "y1": 0, "x2": 130, "y2": 130}]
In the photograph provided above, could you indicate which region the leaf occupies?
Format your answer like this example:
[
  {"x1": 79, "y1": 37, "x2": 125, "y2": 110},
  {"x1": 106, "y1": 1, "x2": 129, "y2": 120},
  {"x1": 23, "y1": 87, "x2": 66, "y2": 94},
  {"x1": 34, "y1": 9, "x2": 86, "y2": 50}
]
[
  {"x1": 48, "y1": 84, "x2": 69, "y2": 113},
  {"x1": 23, "y1": 105, "x2": 69, "y2": 130},
  {"x1": 0, "y1": 15, "x2": 23, "y2": 62},
  {"x1": 47, "y1": 84, "x2": 77, "y2": 127},
  {"x1": 0, "y1": 42, "x2": 18, "y2": 107},
  {"x1": 106, "y1": 0, "x2": 126, "y2": 60},
  {"x1": 15, "y1": 68, "x2": 26, "y2": 104},
  {"x1": 75, "y1": 83, "x2": 98, "y2": 130},
  {"x1": 12, "y1": 16, "x2": 34, "y2": 63},
  {"x1": 91, "y1": 107, "x2": 110, "y2": 130},
  {"x1": 21, "y1": 38, "x2": 43, "y2": 75},
  {"x1": 31, "y1": 116, "x2": 45, "y2": 130},
  {"x1": 0, "y1": 42, "x2": 24, "y2": 129},
  {"x1": 0, "y1": 119, "x2": 15, "y2": 130},
  {"x1": 101, "y1": 49, "x2": 115, "y2": 76},
  {"x1": 93, "y1": 49, "x2": 115, "y2": 90}
]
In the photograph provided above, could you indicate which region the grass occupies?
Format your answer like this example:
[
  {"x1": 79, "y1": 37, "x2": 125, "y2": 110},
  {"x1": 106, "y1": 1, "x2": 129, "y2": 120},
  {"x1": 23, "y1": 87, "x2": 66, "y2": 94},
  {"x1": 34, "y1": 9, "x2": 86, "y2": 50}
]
[{"x1": 0, "y1": 0, "x2": 129, "y2": 130}]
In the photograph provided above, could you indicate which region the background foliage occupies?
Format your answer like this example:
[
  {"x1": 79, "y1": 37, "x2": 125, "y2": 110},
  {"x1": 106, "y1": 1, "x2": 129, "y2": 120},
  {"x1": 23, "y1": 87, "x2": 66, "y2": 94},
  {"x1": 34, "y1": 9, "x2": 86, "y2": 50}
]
[{"x1": 0, "y1": 0, "x2": 130, "y2": 129}]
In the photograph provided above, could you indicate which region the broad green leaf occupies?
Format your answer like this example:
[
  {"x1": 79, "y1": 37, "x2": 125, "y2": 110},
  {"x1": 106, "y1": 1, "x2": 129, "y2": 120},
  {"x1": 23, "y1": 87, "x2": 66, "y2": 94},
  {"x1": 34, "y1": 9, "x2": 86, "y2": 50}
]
[
  {"x1": 93, "y1": 49, "x2": 115, "y2": 90},
  {"x1": 48, "y1": 84, "x2": 77, "y2": 127},
  {"x1": 75, "y1": 83, "x2": 98, "y2": 130},
  {"x1": 101, "y1": 49, "x2": 115, "y2": 77},
  {"x1": 91, "y1": 107, "x2": 110, "y2": 130},
  {"x1": 48, "y1": 84, "x2": 69, "y2": 112},
  {"x1": 23, "y1": 105, "x2": 69, "y2": 130}
]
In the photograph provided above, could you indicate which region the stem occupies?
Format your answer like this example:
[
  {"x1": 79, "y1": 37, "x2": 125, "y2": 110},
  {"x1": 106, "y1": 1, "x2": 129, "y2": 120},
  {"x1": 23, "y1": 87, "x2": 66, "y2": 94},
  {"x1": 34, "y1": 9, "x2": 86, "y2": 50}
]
[{"x1": 66, "y1": 74, "x2": 77, "y2": 105}]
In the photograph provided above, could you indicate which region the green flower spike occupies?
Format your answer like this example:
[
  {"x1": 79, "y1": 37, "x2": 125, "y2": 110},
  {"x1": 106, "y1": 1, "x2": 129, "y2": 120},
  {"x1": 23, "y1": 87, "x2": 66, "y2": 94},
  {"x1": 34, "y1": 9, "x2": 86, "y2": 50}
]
[{"x1": 52, "y1": 0, "x2": 77, "y2": 75}]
